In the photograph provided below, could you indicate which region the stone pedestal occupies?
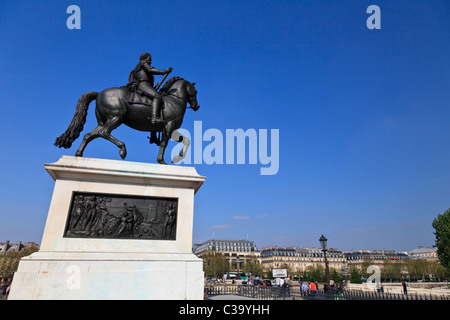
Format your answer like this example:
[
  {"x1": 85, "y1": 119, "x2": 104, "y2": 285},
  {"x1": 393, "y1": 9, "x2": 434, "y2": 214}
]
[{"x1": 8, "y1": 156, "x2": 206, "y2": 300}]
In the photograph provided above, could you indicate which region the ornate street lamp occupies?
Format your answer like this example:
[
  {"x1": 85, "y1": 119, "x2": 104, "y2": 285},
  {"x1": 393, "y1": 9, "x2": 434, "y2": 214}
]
[
  {"x1": 319, "y1": 235, "x2": 331, "y2": 287},
  {"x1": 319, "y1": 234, "x2": 328, "y2": 250}
]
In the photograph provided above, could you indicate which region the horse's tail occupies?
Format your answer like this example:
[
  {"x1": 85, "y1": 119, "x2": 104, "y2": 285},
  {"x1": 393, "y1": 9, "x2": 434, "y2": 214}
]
[{"x1": 54, "y1": 92, "x2": 98, "y2": 149}]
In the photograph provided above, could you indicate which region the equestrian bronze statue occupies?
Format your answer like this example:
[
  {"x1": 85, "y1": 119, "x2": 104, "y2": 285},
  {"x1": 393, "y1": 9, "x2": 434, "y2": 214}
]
[{"x1": 54, "y1": 53, "x2": 199, "y2": 164}]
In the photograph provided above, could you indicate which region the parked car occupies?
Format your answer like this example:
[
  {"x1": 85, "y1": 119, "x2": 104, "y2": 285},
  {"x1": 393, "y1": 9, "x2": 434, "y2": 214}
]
[
  {"x1": 253, "y1": 279, "x2": 263, "y2": 285},
  {"x1": 263, "y1": 280, "x2": 272, "y2": 286}
]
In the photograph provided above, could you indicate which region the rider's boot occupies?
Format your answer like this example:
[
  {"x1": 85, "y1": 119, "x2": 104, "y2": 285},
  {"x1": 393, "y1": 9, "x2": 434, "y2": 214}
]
[{"x1": 151, "y1": 95, "x2": 165, "y2": 127}]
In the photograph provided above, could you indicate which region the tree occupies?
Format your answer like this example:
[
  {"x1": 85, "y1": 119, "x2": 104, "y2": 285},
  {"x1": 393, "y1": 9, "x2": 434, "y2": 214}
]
[
  {"x1": 201, "y1": 251, "x2": 228, "y2": 278},
  {"x1": 241, "y1": 254, "x2": 262, "y2": 277},
  {"x1": 349, "y1": 267, "x2": 362, "y2": 284},
  {"x1": 0, "y1": 246, "x2": 38, "y2": 281},
  {"x1": 252, "y1": 261, "x2": 263, "y2": 278},
  {"x1": 330, "y1": 268, "x2": 343, "y2": 284},
  {"x1": 361, "y1": 257, "x2": 375, "y2": 278},
  {"x1": 382, "y1": 259, "x2": 401, "y2": 282},
  {"x1": 427, "y1": 260, "x2": 447, "y2": 281},
  {"x1": 304, "y1": 265, "x2": 326, "y2": 282},
  {"x1": 432, "y1": 208, "x2": 450, "y2": 274},
  {"x1": 403, "y1": 259, "x2": 429, "y2": 281}
]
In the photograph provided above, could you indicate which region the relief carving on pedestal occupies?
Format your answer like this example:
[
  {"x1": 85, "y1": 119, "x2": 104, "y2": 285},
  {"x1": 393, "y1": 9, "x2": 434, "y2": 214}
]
[{"x1": 64, "y1": 192, "x2": 178, "y2": 240}]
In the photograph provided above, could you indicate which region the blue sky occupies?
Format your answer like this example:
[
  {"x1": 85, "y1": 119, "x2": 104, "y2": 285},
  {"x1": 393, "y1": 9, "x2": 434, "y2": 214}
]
[{"x1": 1, "y1": 0, "x2": 449, "y2": 252}]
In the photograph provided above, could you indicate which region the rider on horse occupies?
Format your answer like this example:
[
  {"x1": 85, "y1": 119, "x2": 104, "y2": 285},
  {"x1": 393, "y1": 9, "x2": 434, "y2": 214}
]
[{"x1": 128, "y1": 52, "x2": 172, "y2": 127}]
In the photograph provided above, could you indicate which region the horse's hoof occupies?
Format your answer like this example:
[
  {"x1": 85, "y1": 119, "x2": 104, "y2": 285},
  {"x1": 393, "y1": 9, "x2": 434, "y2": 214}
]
[
  {"x1": 158, "y1": 159, "x2": 167, "y2": 165},
  {"x1": 75, "y1": 152, "x2": 83, "y2": 157},
  {"x1": 119, "y1": 150, "x2": 127, "y2": 160}
]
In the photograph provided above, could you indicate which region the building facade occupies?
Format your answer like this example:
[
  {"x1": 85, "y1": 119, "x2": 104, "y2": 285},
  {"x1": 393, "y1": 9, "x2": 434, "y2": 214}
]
[
  {"x1": 344, "y1": 249, "x2": 408, "y2": 273},
  {"x1": 193, "y1": 239, "x2": 260, "y2": 272},
  {"x1": 408, "y1": 246, "x2": 438, "y2": 260},
  {"x1": 260, "y1": 246, "x2": 347, "y2": 275},
  {"x1": 194, "y1": 240, "x2": 440, "y2": 279},
  {"x1": 193, "y1": 239, "x2": 258, "y2": 255},
  {"x1": 0, "y1": 241, "x2": 39, "y2": 255}
]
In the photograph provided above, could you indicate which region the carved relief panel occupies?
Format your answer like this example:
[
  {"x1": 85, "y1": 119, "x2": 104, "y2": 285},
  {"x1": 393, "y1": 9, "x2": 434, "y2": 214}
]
[{"x1": 64, "y1": 192, "x2": 178, "y2": 240}]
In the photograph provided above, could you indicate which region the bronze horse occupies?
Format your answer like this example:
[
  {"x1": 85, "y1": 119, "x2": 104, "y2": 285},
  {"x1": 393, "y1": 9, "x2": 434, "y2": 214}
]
[{"x1": 54, "y1": 77, "x2": 199, "y2": 164}]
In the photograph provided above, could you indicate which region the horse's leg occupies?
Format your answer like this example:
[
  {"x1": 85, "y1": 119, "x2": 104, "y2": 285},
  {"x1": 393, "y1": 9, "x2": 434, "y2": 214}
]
[
  {"x1": 75, "y1": 115, "x2": 126, "y2": 159},
  {"x1": 103, "y1": 132, "x2": 127, "y2": 159},
  {"x1": 157, "y1": 120, "x2": 179, "y2": 165},
  {"x1": 75, "y1": 126, "x2": 103, "y2": 157},
  {"x1": 157, "y1": 130, "x2": 170, "y2": 165},
  {"x1": 170, "y1": 130, "x2": 190, "y2": 164},
  {"x1": 99, "y1": 116, "x2": 127, "y2": 159}
]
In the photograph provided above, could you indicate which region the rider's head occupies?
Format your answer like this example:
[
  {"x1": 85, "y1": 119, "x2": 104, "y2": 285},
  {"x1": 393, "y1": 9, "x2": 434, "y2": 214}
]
[{"x1": 140, "y1": 52, "x2": 152, "y2": 64}]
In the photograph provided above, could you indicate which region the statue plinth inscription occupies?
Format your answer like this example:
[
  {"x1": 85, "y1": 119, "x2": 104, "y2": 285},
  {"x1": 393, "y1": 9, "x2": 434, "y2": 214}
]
[{"x1": 64, "y1": 192, "x2": 178, "y2": 240}]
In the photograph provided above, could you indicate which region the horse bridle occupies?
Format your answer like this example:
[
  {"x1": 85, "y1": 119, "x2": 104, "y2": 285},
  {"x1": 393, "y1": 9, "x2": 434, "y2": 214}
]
[{"x1": 166, "y1": 91, "x2": 197, "y2": 109}]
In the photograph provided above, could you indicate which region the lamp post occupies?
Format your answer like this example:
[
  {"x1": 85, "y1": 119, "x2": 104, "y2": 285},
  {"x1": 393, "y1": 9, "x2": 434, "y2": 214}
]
[{"x1": 319, "y1": 235, "x2": 331, "y2": 287}]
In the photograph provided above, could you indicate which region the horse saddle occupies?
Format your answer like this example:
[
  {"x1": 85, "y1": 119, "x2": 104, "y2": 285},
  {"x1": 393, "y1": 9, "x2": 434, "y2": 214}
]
[{"x1": 128, "y1": 89, "x2": 153, "y2": 106}]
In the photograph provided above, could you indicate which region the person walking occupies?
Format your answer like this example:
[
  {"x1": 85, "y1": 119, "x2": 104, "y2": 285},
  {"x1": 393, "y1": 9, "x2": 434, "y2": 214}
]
[
  {"x1": 301, "y1": 281, "x2": 309, "y2": 297},
  {"x1": 309, "y1": 280, "x2": 317, "y2": 299},
  {"x1": 402, "y1": 281, "x2": 408, "y2": 295}
]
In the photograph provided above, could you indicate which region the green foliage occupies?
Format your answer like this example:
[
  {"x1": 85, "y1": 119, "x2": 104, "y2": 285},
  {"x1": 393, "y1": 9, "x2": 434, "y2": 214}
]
[
  {"x1": 349, "y1": 267, "x2": 362, "y2": 284},
  {"x1": 432, "y1": 208, "x2": 450, "y2": 274},
  {"x1": 330, "y1": 269, "x2": 343, "y2": 283},
  {"x1": 304, "y1": 265, "x2": 326, "y2": 282},
  {"x1": 426, "y1": 260, "x2": 447, "y2": 281},
  {"x1": 402, "y1": 259, "x2": 447, "y2": 281},
  {"x1": 361, "y1": 258, "x2": 375, "y2": 278},
  {"x1": 381, "y1": 259, "x2": 402, "y2": 281},
  {"x1": 202, "y1": 251, "x2": 228, "y2": 277},
  {"x1": 0, "y1": 246, "x2": 39, "y2": 280},
  {"x1": 240, "y1": 254, "x2": 263, "y2": 277}
]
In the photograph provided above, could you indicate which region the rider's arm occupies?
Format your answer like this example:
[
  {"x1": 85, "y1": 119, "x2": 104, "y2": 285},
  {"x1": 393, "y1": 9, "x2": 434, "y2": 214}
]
[{"x1": 142, "y1": 63, "x2": 169, "y2": 75}]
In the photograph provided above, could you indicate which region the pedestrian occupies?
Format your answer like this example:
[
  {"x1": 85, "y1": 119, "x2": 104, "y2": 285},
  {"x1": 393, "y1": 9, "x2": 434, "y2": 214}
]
[
  {"x1": 5, "y1": 284, "x2": 11, "y2": 297},
  {"x1": 301, "y1": 281, "x2": 309, "y2": 296},
  {"x1": 309, "y1": 280, "x2": 317, "y2": 299},
  {"x1": 402, "y1": 281, "x2": 407, "y2": 295}
]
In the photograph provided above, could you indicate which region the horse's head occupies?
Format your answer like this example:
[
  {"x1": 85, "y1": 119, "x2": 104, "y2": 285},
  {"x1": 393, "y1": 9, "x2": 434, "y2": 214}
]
[
  {"x1": 186, "y1": 82, "x2": 200, "y2": 111},
  {"x1": 161, "y1": 77, "x2": 200, "y2": 111}
]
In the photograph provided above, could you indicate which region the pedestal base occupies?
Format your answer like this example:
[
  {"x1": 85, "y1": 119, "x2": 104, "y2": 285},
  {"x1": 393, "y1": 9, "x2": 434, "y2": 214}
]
[
  {"x1": 8, "y1": 156, "x2": 206, "y2": 300},
  {"x1": 9, "y1": 251, "x2": 203, "y2": 300}
]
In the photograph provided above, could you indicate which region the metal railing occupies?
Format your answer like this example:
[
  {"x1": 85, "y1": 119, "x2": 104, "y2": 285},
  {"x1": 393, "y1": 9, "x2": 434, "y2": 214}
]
[
  {"x1": 301, "y1": 288, "x2": 449, "y2": 300},
  {"x1": 205, "y1": 285, "x2": 450, "y2": 301},
  {"x1": 206, "y1": 285, "x2": 292, "y2": 300}
]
